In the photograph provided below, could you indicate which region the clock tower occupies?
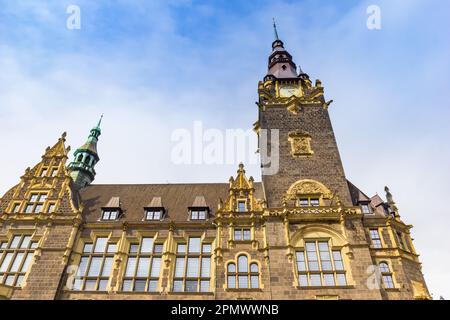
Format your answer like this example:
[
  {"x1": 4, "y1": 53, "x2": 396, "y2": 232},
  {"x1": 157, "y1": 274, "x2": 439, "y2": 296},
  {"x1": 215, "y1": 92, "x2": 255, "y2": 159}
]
[{"x1": 257, "y1": 22, "x2": 352, "y2": 208}]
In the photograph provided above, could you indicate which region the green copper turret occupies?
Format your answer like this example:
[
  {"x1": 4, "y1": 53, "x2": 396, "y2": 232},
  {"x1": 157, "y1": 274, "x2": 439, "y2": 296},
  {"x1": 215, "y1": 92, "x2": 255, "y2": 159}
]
[{"x1": 68, "y1": 115, "x2": 103, "y2": 189}]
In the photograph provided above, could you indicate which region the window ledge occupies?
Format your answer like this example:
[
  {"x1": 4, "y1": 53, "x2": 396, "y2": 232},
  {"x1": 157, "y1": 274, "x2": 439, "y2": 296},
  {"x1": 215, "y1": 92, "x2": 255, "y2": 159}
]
[
  {"x1": 225, "y1": 288, "x2": 262, "y2": 292},
  {"x1": 296, "y1": 285, "x2": 355, "y2": 290},
  {"x1": 168, "y1": 291, "x2": 214, "y2": 296},
  {"x1": 383, "y1": 287, "x2": 401, "y2": 292}
]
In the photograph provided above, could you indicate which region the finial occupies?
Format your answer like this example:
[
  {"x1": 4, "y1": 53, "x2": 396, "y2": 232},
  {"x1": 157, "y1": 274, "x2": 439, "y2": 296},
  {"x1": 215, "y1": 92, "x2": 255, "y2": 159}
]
[
  {"x1": 238, "y1": 162, "x2": 245, "y2": 173},
  {"x1": 97, "y1": 114, "x2": 103, "y2": 128},
  {"x1": 273, "y1": 18, "x2": 279, "y2": 41},
  {"x1": 62, "y1": 132, "x2": 67, "y2": 139}
]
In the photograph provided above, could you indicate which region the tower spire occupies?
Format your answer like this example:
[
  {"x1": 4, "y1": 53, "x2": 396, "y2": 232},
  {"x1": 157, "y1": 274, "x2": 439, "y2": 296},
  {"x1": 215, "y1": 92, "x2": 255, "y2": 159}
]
[
  {"x1": 273, "y1": 18, "x2": 279, "y2": 41},
  {"x1": 67, "y1": 115, "x2": 103, "y2": 189}
]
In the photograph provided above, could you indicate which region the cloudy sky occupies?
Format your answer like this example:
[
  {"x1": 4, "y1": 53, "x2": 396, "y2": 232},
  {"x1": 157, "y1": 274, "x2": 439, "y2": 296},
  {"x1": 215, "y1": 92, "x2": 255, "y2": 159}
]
[{"x1": 0, "y1": 0, "x2": 449, "y2": 298}]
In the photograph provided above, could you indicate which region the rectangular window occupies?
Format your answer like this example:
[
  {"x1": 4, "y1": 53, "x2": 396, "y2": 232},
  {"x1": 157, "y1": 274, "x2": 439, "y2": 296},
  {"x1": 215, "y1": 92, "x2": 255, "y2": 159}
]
[
  {"x1": 190, "y1": 210, "x2": 207, "y2": 220},
  {"x1": 0, "y1": 235, "x2": 37, "y2": 287},
  {"x1": 121, "y1": 237, "x2": 162, "y2": 292},
  {"x1": 145, "y1": 210, "x2": 162, "y2": 221},
  {"x1": 234, "y1": 228, "x2": 251, "y2": 241},
  {"x1": 361, "y1": 204, "x2": 371, "y2": 214},
  {"x1": 72, "y1": 237, "x2": 116, "y2": 291},
  {"x1": 102, "y1": 210, "x2": 119, "y2": 221},
  {"x1": 24, "y1": 192, "x2": 48, "y2": 214},
  {"x1": 298, "y1": 198, "x2": 320, "y2": 207},
  {"x1": 369, "y1": 229, "x2": 383, "y2": 248},
  {"x1": 11, "y1": 203, "x2": 21, "y2": 214},
  {"x1": 295, "y1": 241, "x2": 347, "y2": 287},
  {"x1": 237, "y1": 201, "x2": 246, "y2": 212},
  {"x1": 172, "y1": 238, "x2": 211, "y2": 293}
]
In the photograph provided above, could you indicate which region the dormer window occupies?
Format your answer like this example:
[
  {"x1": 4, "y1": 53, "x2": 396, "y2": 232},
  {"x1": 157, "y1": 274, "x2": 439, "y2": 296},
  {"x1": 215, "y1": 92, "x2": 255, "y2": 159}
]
[
  {"x1": 145, "y1": 209, "x2": 162, "y2": 221},
  {"x1": 101, "y1": 197, "x2": 122, "y2": 221},
  {"x1": 189, "y1": 196, "x2": 209, "y2": 221},
  {"x1": 190, "y1": 209, "x2": 207, "y2": 220},
  {"x1": 361, "y1": 204, "x2": 371, "y2": 214},
  {"x1": 144, "y1": 197, "x2": 164, "y2": 221},
  {"x1": 102, "y1": 210, "x2": 119, "y2": 221}
]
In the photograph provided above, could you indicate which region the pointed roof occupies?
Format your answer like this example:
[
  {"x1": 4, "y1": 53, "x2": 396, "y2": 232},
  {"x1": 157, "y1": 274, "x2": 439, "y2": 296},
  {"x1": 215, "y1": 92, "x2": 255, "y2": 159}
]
[
  {"x1": 267, "y1": 20, "x2": 298, "y2": 79},
  {"x1": 147, "y1": 196, "x2": 163, "y2": 208},
  {"x1": 103, "y1": 196, "x2": 121, "y2": 208},
  {"x1": 43, "y1": 132, "x2": 70, "y2": 158},
  {"x1": 76, "y1": 115, "x2": 103, "y2": 158},
  {"x1": 230, "y1": 163, "x2": 254, "y2": 190},
  {"x1": 347, "y1": 180, "x2": 371, "y2": 205}
]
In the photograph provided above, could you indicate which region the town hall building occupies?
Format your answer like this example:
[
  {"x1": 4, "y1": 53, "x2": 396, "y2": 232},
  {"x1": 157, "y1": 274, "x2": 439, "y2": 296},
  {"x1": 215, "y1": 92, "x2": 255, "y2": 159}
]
[{"x1": 0, "y1": 25, "x2": 430, "y2": 300}]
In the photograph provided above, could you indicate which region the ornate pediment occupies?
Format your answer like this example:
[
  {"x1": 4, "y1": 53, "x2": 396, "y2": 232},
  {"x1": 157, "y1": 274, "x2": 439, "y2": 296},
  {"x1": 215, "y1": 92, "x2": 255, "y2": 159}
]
[
  {"x1": 219, "y1": 163, "x2": 263, "y2": 213},
  {"x1": 285, "y1": 179, "x2": 333, "y2": 201}
]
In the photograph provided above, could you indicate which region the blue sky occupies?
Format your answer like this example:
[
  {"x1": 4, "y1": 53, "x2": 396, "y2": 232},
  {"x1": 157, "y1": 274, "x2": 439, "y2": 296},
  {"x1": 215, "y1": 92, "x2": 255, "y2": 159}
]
[{"x1": 1, "y1": 0, "x2": 450, "y2": 298}]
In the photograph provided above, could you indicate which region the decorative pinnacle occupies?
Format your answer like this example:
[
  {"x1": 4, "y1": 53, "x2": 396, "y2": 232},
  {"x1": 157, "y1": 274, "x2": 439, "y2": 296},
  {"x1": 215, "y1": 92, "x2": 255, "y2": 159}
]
[{"x1": 273, "y1": 18, "x2": 279, "y2": 41}]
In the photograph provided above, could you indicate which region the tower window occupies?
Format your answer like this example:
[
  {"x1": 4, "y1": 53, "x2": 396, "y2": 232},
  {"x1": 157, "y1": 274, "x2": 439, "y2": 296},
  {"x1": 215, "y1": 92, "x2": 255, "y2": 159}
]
[
  {"x1": 101, "y1": 210, "x2": 119, "y2": 221},
  {"x1": 172, "y1": 238, "x2": 211, "y2": 293},
  {"x1": 72, "y1": 237, "x2": 116, "y2": 291},
  {"x1": 11, "y1": 203, "x2": 21, "y2": 214},
  {"x1": 298, "y1": 198, "x2": 320, "y2": 207},
  {"x1": 282, "y1": 65, "x2": 287, "y2": 70},
  {"x1": 295, "y1": 241, "x2": 347, "y2": 287},
  {"x1": 77, "y1": 154, "x2": 83, "y2": 162},
  {"x1": 379, "y1": 262, "x2": 395, "y2": 289},
  {"x1": 122, "y1": 237, "x2": 162, "y2": 292},
  {"x1": 226, "y1": 255, "x2": 260, "y2": 289},
  {"x1": 369, "y1": 229, "x2": 382, "y2": 248},
  {"x1": 0, "y1": 235, "x2": 38, "y2": 287}
]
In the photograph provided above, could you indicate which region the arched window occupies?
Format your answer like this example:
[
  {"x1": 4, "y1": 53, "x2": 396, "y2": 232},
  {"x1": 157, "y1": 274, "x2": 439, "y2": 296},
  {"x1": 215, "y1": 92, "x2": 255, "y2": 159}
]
[
  {"x1": 227, "y1": 255, "x2": 260, "y2": 289},
  {"x1": 77, "y1": 154, "x2": 83, "y2": 162},
  {"x1": 84, "y1": 156, "x2": 91, "y2": 165},
  {"x1": 379, "y1": 262, "x2": 394, "y2": 289}
]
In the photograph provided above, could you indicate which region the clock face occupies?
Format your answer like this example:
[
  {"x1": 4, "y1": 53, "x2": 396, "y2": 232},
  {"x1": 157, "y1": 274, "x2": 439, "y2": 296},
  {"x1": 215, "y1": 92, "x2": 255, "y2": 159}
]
[{"x1": 279, "y1": 85, "x2": 300, "y2": 98}]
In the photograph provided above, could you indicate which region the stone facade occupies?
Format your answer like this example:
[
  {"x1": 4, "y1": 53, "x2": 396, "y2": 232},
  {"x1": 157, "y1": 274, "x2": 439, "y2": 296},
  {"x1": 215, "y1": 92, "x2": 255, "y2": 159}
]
[{"x1": 0, "y1": 30, "x2": 430, "y2": 300}]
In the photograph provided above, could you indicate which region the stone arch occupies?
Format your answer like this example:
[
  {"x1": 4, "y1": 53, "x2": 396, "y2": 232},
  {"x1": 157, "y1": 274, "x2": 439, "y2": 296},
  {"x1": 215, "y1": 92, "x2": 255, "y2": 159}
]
[
  {"x1": 290, "y1": 224, "x2": 347, "y2": 248},
  {"x1": 286, "y1": 179, "x2": 333, "y2": 200}
]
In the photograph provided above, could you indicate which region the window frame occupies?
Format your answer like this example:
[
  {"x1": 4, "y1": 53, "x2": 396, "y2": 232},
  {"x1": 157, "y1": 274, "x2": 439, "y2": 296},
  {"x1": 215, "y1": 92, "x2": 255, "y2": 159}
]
[
  {"x1": 226, "y1": 254, "x2": 260, "y2": 289},
  {"x1": 144, "y1": 208, "x2": 164, "y2": 221},
  {"x1": 172, "y1": 237, "x2": 212, "y2": 293},
  {"x1": 189, "y1": 207, "x2": 208, "y2": 221},
  {"x1": 72, "y1": 237, "x2": 116, "y2": 292},
  {"x1": 297, "y1": 196, "x2": 321, "y2": 207},
  {"x1": 121, "y1": 237, "x2": 163, "y2": 292},
  {"x1": 379, "y1": 262, "x2": 395, "y2": 289},
  {"x1": 0, "y1": 235, "x2": 38, "y2": 287},
  {"x1": 234, "y1": 228, "x2": 251, "y2": 241},
  {"x1": 24, "y1": 192, "x2": 48, "y2": 214},
  {"x1": 295, "y1": 240, "x2": 347, "y2": 288},
  {"x1": 369, "y1": 229, "x2": 383, "y2": 249},
  {"x1": 101, "y1": 208, "x2": 120, "y2": 221}
]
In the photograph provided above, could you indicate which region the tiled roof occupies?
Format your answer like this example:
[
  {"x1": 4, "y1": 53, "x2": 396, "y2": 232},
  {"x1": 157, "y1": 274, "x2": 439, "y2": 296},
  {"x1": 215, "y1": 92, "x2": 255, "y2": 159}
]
[
  {"x1": 79, "y1": 183, "x2": 264, "y2": 223},
  {"x1": 347, "y1": 180, "x2": 371, "y2": 205}
]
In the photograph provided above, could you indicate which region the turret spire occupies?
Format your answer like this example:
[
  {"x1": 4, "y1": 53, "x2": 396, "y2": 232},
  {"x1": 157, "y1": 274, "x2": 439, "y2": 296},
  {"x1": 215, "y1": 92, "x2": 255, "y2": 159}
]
[
  {"x1": 68, "y1": 115, "x2": 103, "y2": 189},
  {"x1": 266, "y1": 20, "x2": 298, "y2": 79},
  {"x1": 273, "y1": 18, "x2": 279, "y2": 41}
]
